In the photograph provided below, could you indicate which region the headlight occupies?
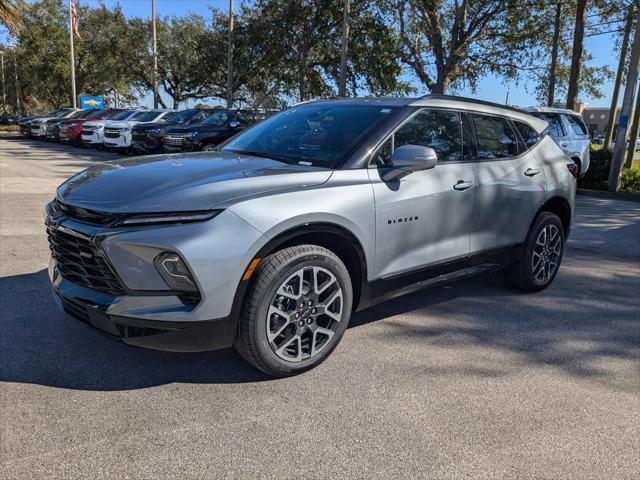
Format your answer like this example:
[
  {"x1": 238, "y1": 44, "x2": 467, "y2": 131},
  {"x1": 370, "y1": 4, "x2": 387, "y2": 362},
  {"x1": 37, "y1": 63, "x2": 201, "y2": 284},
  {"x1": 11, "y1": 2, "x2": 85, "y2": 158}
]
[
  {"x1": 189, "y1": 131, "x2": 198, "y2": 139},
  {"x1": 69, "y1": 122, "x2": 78, "y2": 127},
  {"x1": 147, "y1": 128, "x2": 161, "y2": 135},
  {"x1": 116, "y1": 209, "x2": 222, "y2": 226}
]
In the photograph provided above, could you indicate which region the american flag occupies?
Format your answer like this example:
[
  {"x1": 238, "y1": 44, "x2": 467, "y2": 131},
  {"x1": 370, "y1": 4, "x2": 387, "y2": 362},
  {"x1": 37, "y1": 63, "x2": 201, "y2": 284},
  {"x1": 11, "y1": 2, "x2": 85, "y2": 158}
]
[{"x1": 70, "y1": 0, "x2": 81, "y2": 39}]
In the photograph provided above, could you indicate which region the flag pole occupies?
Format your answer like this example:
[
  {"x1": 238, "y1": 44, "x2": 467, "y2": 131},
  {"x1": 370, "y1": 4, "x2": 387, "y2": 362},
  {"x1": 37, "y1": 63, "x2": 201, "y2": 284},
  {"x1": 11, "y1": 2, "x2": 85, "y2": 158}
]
[{"x1": 69, "y1": 0, "x2": 77, "y2": 108}]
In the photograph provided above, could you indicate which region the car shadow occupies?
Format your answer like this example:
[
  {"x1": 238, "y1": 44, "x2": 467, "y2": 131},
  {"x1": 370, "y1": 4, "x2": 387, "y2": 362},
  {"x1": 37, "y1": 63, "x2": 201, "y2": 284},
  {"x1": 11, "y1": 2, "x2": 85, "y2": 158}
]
[{"x1": 1, "y1": 250, "x2": 638, "y2": 392}]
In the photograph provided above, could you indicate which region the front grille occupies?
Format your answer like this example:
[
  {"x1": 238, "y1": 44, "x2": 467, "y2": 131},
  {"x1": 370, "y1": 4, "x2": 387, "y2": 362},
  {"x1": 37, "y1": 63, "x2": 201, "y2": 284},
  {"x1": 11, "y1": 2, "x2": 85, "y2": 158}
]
[
  {"x1": 48, "y1": 227, "x2": 125, "y2": 295},
  {"x1": 164, "y1": 135, "x2": 185, "y2": 146},
  {"x1": 132, "y1": 131, "x2": 147, "y2": 142},
  {"x1": 81, "y1": 128, "x2": 95, "y2": 136},
  {"x1": 104, "y1": 129, "x2": 121, "y2": 138}
]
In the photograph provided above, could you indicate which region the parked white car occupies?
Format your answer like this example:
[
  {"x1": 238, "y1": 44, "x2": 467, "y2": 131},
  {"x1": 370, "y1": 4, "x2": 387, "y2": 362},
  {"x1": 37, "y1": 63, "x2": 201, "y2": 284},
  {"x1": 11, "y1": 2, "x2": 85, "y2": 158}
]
[
  {"x1": 81, "y1": 109, "x2": 142, "y2": 147},
  {"x1": 30, "y1": 109, "x2": 79, "y2": 138},
  {"x1": 523, "y1": 107, "x2": 590, "y2": 176},
  {"x1": 102, "y1": 110, "x2": 173, "y2": 151}
]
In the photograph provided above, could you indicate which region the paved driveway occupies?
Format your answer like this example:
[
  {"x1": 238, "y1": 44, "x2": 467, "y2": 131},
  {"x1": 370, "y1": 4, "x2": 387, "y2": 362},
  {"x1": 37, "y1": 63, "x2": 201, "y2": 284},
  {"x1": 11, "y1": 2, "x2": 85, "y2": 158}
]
[{"x1": 1, "y1": 136, "x2": 639, "y2": 479}]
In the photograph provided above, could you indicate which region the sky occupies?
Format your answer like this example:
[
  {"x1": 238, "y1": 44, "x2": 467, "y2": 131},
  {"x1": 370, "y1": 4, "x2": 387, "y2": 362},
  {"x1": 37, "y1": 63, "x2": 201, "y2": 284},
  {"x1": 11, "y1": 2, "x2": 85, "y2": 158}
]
[{"x1": 1, "y1": 0, "x2": 626, "y2": 109}]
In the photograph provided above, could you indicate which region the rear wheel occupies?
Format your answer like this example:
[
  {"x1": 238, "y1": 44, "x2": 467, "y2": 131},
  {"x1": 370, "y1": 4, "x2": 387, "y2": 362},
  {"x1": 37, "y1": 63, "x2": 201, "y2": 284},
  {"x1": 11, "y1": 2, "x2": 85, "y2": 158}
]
[
  {"x1": 235, "y1": 245, "x2": 352, "y2": 377},
  {"x1": 510, "y1": 211, "x2": 564, "y2": 292}
]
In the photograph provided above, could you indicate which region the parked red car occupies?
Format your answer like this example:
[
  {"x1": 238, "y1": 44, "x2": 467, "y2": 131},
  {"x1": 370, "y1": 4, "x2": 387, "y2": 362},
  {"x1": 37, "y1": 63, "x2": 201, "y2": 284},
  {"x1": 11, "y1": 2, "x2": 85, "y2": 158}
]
[{"x1": 59, "y1": 109, "x2": 124, "y2": 146}]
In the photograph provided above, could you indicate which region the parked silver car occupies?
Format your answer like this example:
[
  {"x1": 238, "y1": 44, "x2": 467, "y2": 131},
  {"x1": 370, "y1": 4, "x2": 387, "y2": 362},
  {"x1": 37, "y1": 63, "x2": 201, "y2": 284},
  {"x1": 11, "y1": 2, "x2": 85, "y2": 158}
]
[
  {"x1": 46, "y1": 95, "x2": 577, "y2": 376},
  {"x1": 524, "y1": 107, "x2": 591, "y2": 176}
]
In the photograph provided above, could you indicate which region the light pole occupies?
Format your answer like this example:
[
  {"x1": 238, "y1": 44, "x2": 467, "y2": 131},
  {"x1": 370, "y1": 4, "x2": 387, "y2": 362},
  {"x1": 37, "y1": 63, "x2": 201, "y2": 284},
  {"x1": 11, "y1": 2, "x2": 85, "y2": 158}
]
[
  {"x1": 338, "y1": 0, "x2": 350, "y2": 97},
  {"x1": 13, "y1": 52, "x2": 20, "y2": 113},
  {"x1": 152, "y1": 0, "x2": 158, "y2": 108},
  {"x1": 0, "y1": 50, "x2": 6, "y2": 112},
  {"x1": 226, "y1": 0, "x2": 234, "y2": 108}
]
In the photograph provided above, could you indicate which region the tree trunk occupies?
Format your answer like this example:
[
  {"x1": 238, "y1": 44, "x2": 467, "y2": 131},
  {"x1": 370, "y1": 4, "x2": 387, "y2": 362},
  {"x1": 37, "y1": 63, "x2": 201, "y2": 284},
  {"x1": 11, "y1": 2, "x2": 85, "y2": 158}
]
[
  {"x1": 566, "y1": 0, "x2": 587, "y2": 111},
  {"x1": 547, "y1": 3, "x2": 562, "y2": 107},
  {"x1": 605, "y1": 4, "x2": 635, "y2": 150},
  {"x1": 623, "y1": 81, "x2": 640, "y2": 169},
  {"x1": 298, "y1": 53, "x2": 307, "y2": 101}
]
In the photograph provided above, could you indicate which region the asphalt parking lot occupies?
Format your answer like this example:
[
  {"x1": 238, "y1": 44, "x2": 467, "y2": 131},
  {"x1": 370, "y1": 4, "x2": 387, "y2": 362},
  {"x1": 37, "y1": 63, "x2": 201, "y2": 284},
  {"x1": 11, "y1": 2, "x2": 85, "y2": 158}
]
[{"x1": 1, "y1": 134, "x2": 639, "y2": 479}]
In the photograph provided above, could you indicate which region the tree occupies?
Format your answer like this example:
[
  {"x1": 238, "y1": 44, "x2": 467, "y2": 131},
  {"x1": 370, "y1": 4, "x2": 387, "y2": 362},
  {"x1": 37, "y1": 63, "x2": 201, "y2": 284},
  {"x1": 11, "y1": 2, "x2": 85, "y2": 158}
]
[
  {"x1": 566, "y1": 0, "x2": 588, "y2": 110},
  {"x1": 390, "y1": 0, "x2": 551, "y2": 94},
  {"x1": 0, "y1": 0, "x2": 23, "y2": 35}
]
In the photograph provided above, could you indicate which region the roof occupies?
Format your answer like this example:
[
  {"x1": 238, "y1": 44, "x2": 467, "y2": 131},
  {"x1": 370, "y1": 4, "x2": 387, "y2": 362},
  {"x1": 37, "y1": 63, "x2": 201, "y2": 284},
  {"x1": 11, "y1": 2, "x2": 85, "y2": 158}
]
[
  {"x1": 523, "y1": 106, "x2": 578, "y2": 115},
  {"x1": 298, "y1": 94, "x2": 548, "y2": 133}
]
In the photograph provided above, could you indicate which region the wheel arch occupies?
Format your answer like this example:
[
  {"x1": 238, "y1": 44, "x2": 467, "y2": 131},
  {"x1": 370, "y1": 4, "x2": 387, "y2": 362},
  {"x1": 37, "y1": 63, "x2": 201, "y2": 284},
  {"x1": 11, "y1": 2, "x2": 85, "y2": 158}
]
[
  {"x1": 232, "y1": 222, "x2": 368, "y2": 317},
  {"x1": 536, "y1": 196, "x2": 572, "y2": 237}
]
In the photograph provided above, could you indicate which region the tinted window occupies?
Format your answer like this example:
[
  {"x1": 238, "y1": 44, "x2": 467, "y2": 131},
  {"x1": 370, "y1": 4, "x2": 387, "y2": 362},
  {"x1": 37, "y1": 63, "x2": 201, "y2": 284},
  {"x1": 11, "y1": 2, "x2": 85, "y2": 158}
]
[
  {"x1": 394, "y1": 109, "x2": 464, "y2": 163},
  {"x1": 110, "y1": 110, "x2": 137, "y2": 120},
  {"x1": 222, "y1": 105, "x2": 397, "y2": 168},
  {"x1": 135, "y1": 111, "x2": 163, "y2": 122},
  {"x1": 473, "y1": 114, "x2": 519, "y2": 159},
  {"x1": 532, "y1": 113, "x2": 565, "y2": 138},
  {"x1": 202, "y1": 111, "x2": 229, "y2": 126},
  {"x1": 564, "y1": 114, "x2": 588, "y2": 135},
  {"x1": 514, "y1": 121, "x2": 540, "y2": 148},
  {"x1": 84, "y1": 109, "x2": 106, "y2": 119}
]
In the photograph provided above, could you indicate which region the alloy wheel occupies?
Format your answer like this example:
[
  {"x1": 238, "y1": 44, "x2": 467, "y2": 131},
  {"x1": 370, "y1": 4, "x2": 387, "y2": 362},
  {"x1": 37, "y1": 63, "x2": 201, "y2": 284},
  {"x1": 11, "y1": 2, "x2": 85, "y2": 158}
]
[
  {"x1": 267, "y1": 266, "x2": 343, "y2": 362},
  {"x1": 531, "y1": 224, "x2": 562, "y2": 285}
]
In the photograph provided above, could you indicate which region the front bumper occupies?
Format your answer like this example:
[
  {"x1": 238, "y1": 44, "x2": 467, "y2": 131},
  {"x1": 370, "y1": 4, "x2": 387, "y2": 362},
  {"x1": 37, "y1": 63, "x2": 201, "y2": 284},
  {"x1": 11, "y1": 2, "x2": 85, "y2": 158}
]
[
  {"x1": 50, "y1": 266, "x2": 237, "y2": 351},
  {"x1": 46, "y1": 210, "x2": 267, "y2": 352},
  {"x1": 81, "y1": 131, "x2": 103, "y2": 146},
  {"x1": 103, "y1": 131, "x2": 131, "y2": 149}
]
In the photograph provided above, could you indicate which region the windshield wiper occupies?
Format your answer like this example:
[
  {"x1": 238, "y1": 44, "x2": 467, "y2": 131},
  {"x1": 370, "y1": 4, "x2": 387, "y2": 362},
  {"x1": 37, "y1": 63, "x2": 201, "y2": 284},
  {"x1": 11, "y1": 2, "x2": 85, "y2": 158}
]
[{"x1": 225, "y1": 149, "x2": 297, "y2": 165}]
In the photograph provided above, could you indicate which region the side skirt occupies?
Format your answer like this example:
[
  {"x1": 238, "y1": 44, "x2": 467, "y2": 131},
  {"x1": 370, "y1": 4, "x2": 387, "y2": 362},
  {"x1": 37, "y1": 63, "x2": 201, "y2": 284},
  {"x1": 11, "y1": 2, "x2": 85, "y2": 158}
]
[{"x1": 356, "y1": 245, "x2": 521, "y2": 311}]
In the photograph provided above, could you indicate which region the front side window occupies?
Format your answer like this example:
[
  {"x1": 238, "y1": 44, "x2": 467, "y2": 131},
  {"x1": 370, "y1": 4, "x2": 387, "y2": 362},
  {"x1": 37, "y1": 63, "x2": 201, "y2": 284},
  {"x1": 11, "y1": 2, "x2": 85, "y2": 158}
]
[
  {"x1": 222, "y1": 104, "x2": 397, "y2": 168},
  {"x1": 472, "y1": 114, "x2": 519, "y2": 159},
  {"x1": 202, "y1": 111, "x2": 229, "y2": 126},
  {"x1": 514, "y1": 121, "x2": 540, "y2": 148},
  {"x1": 564, "y1": 114, "x2": 588, "y2": 135},
  {"x1": 395, "y1": 110, "x2": 464, "y2": 163},
  {"x1": 135, "y1": 111, "x2": 163, "y2": 122}
]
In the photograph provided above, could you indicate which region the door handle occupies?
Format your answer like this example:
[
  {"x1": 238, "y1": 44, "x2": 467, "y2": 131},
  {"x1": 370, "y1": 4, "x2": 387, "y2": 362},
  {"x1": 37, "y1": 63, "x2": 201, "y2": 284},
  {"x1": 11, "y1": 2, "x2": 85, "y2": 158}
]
[
  {"x1": 453, "y1": 180, "x2": 474, "y2": 191},
  {"x1": 524, "y1": 168, "x2": 541, "y2": 177},
  {"x1": 561, "y1": 143, "x2": 569, "y2": 148}
]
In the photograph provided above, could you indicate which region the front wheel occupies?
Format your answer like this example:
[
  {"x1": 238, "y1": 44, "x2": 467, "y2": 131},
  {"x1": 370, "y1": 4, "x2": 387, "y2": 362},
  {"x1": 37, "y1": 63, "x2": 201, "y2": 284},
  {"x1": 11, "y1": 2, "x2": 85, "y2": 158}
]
[
  {"x1": 235, "y1": 245, "x2": 353, "y2": 377},
  {"x1": 510, "y1": 211, "x2": 564, "y2": 292}
]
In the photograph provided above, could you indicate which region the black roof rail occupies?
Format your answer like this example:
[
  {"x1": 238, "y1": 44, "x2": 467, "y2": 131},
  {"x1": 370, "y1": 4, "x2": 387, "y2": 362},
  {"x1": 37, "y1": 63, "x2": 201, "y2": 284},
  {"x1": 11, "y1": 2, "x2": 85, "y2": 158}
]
[{"x1": 419, "y1": 93, "x2": 529, "y2": 115}]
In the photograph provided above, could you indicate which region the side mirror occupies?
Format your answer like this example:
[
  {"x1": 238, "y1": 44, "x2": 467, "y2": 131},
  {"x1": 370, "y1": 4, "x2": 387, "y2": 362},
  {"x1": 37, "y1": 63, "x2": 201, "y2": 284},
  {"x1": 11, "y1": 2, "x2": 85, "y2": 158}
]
[
  {"x1": 229, "y1": 120, "x2": 241, "y2": 129},
  {"x1": 382, "y1": 145, "x2": 437, "y2": 181}
]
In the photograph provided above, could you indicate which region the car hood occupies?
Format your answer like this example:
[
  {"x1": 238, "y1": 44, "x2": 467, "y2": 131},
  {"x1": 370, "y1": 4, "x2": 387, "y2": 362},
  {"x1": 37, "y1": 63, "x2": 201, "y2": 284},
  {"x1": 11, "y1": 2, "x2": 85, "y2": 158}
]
[
  {"x1": 165, "y1": 123, "x2": 224, "y2": 134},
  {"x1": 132, "y1": 121, "x2": 172, "y2": 132},
  {"x1": 57, "y1": 151, "x2": 333, "y2": 213},
  {"x1": 105, "y1": 121, "x2": 136, "y2": 129}
]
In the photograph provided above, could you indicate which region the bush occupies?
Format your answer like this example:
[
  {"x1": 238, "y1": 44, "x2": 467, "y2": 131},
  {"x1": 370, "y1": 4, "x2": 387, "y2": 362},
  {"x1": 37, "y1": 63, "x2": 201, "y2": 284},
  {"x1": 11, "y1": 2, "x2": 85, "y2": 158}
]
[
  {"x1": 579, "y1": 148, "x2": 612, "y2": 191},
  {"x1": 620, "y1": 166, "x2": 640, "y2": 195}
]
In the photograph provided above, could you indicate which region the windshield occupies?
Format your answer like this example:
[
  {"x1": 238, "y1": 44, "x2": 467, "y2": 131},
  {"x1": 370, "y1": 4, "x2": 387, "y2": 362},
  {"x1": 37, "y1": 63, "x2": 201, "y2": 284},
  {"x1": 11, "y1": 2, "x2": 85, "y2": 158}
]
[
  {"x1": 70, "y1": 109, "x2": 91, "y2": 119},
  {"x1": 222, "y1": 104, "x2": 398, "y2": 168},
  {"x1": 83, "y1": 109, "x2": 106, "y2": 119},
  {"x1": 110, "y1": 110, "x2": 137, "y2": 120},
  {"x1": 202, "y1": 111, "x2": 229, "y2": 126},
  {"x1": 102, "y1": 110, "x2": 124, "y2": 119},
  {"x1": 53, "y1": 110, "x2": 74, "y2": 118},
  {"x1": 135, "y1": 110, "x2": 163, "y2": 122}
]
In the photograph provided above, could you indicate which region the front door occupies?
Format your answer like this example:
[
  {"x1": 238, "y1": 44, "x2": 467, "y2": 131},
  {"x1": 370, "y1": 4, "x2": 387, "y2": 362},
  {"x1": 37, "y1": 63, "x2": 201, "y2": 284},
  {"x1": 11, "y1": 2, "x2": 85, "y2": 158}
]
[{"x1": 369, "y1": 109, "x2": 477, "y2": 279}]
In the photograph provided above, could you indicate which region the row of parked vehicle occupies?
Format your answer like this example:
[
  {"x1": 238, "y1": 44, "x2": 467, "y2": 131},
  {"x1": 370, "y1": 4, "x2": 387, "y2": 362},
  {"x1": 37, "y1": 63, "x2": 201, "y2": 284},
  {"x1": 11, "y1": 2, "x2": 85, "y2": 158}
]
[{"x1": 17, "y1": 107, "x2": 274, "y2": 154}]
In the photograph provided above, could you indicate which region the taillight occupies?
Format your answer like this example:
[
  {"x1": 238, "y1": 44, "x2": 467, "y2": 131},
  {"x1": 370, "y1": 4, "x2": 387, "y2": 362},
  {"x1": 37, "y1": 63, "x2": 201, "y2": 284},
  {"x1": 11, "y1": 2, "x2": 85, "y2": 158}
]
[{"x1": 567, "y1": 163, "x2": 579, "y2": 179}]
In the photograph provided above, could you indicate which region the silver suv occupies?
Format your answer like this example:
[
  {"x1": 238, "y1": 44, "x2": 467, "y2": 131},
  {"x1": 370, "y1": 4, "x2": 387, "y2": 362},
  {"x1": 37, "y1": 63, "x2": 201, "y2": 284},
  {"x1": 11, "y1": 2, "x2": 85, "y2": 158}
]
[
  {"x1": 524, "y1": 107, "x2": 591, "y2": 176},
  {"x1": 46, "y1": 95, "x2": 577, "y2": 377}
]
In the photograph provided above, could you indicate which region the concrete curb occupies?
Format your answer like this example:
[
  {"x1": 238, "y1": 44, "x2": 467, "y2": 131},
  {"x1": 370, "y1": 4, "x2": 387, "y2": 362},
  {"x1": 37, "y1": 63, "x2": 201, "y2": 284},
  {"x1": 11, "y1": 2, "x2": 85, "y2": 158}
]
[{"x1": 577, "y1": 188, "x2": 640, "y2": 203}]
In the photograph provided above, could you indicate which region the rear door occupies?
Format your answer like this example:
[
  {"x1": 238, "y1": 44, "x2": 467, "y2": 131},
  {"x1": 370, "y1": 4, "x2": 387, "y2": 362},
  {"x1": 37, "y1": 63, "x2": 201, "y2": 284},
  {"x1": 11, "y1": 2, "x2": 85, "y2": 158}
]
[
  {"x1": 369, "y1": 108, "x2": 477, "y2": 278},
  {"x1": 469, "y1": 113, "x2": 547, "y2": 252}
]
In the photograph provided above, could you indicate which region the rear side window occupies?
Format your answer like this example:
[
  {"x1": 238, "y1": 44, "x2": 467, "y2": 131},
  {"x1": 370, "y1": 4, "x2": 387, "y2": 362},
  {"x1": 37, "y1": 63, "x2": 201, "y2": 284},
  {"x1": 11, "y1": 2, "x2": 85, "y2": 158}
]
[
  {"x1": 472, "y1": 114, "x2": 519, "y2": 159},
  {"x1": 564, "y1": 114, "x2": 588, "y2": 135},
  {"x1": 513, "y1": 121, "x2": 540, "y2": 148},
  {"x1": 393, "y1": 109, "x2": 465, "y2": 163},
  {"x1": 533, "y1": 113, "x2": 565, "y2": 138}
]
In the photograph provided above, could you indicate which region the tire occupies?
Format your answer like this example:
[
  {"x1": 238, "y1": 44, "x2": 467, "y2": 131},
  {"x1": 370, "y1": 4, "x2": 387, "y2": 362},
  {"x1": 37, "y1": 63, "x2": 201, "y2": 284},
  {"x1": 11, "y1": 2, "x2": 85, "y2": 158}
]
[
  {"x1": 510, "y1": 211, "x2": 565, "y2": 292},
  {"x1": 235, "y1": 245, "x2": 353, "y2": 377}
]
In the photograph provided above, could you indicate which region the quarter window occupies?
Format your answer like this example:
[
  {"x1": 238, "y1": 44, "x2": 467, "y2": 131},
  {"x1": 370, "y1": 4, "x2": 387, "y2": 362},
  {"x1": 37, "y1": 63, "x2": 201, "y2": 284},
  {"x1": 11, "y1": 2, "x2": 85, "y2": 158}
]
[
  {"x1": 532, "y1": 113, "x2": 566, "y2": 138},
  {"x1": 472, "y1": 114, "x2": 519, "y2": 159},
  {"x1": 513, "y1": 121, "x2": 540, "y2": 148}
]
